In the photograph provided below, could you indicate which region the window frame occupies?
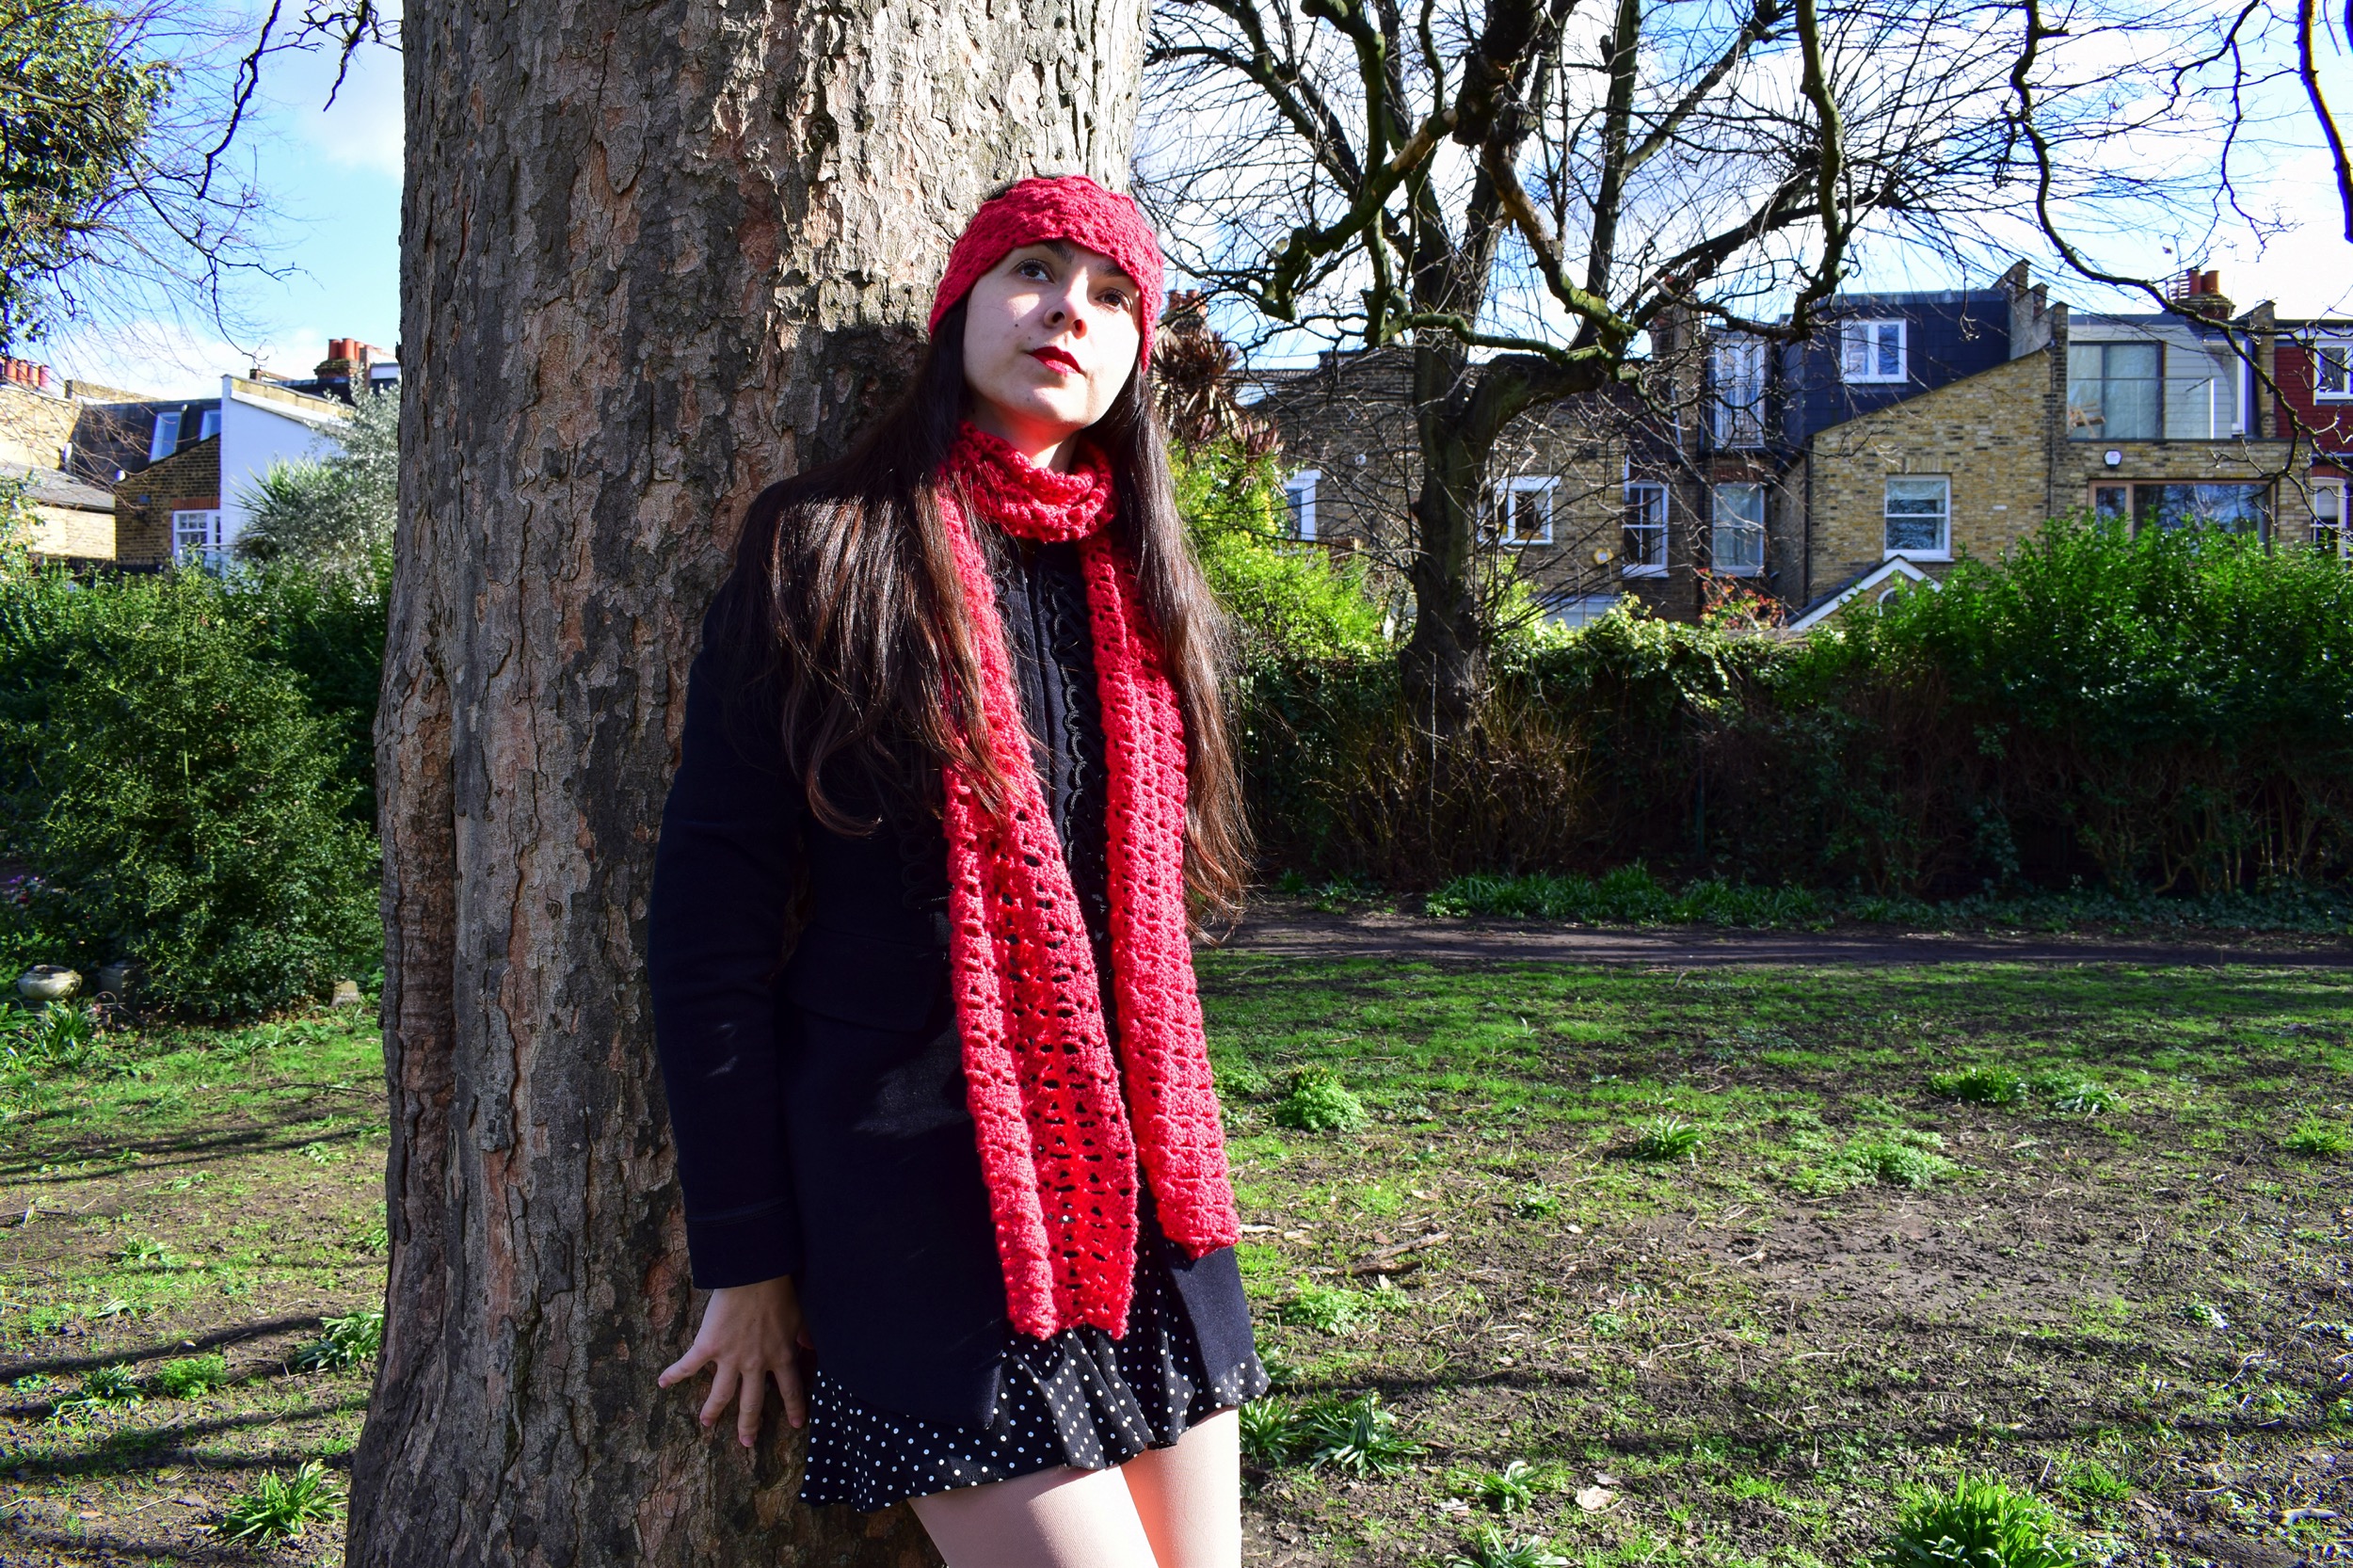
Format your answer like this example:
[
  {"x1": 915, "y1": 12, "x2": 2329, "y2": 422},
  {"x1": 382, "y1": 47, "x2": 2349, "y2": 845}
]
[
  {"x1": 148, "y1": 409, "x2": 183, "y2": 463},
  {"x1": 2316, "y1": 342, "x2": 2353, "y2": 402},
  {"x1": 2312, "y1": 478, "x2": 2347, "y2": 559},
  {"x1": 2084, "y1": 481, "x2": 2272, "y2": 536},
  {"x1": 2066, "y1": 340, "x2": 2163, "y2": 441},
  {"x1": 1621, "y1": 481, "x2": 1668, "y2": 576},
  {"x1": 170, "y1": 508, "x2": 223, "y2": 566},
  {"x1": 1709, "y1": 481, "x2": 1768, "y2": 576},
  {"x1": 1838, "y1": 319, "x2": 1908, "y2": 384},
  {"x1": 1281, "y1": 469, "x2": 1320, "y2": 541},
  {"x1": 1710, "y1": 337, "x2": 1769, "y2": 449},
  {"x1": 1496, "y1": 475, "x2": 1558, "y2": 547},
  {"x1": 196, "y1": 407, "x2": 220, "y2": 440},
  {"x1": 1882, "y1": 474, "x2": 1952, "y2": 561}
]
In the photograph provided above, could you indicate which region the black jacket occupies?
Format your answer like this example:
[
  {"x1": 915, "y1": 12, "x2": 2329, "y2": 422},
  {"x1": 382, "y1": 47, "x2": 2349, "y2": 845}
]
[{"x1": 647, "y1": 510, "x2": 1253, "y2": 1430}]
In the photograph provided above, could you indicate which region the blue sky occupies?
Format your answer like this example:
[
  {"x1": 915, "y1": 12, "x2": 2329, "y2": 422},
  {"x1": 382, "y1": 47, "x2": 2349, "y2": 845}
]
[
  {"x1": 42, "y1": 8, "x2": 403, "y2": 398},
  {"x1": 35, "y1": 8, "x2": 2350, "y2": 397}
]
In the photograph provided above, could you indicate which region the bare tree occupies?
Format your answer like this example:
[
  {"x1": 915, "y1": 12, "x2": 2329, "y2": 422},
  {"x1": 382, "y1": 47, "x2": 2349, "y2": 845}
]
[
  {"x1": 1142, "y1": 0, "x2": 2221, "y2": 721},
  {"x1": 0, "y1": 0, "x2": 286, "y2": 355},
  {"x1": 352, "y1": 0, "x2": 1144, "y2": 1562}
]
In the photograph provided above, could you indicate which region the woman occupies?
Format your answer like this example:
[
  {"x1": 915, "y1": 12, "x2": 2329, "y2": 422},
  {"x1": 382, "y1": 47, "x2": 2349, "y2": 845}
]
[{"x1": 646, "y1": 175, "x2": 1266, "y2": 1568}]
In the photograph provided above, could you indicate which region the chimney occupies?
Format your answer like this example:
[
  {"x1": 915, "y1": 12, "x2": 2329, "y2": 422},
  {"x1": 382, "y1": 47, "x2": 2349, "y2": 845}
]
[
  {"x1": 313, "y1": 337, "x2": 387, "y2": 382},
  {"x1": 1, "y1": 357, "x2": 56, "y2": 393},
  {"x1": 2167, "y1": 266, "x2": 2234, "y2": 322}
]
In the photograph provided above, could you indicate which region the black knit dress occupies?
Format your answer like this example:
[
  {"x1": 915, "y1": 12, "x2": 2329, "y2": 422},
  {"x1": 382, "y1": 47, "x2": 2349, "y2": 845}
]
[{"x1": 792, "y1": 533, "x2": 1266, "y2": 1512}]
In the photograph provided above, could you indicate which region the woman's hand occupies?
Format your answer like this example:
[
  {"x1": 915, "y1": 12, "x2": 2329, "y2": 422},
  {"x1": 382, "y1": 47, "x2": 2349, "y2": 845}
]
[{"x1": 657, "y1": 1274, "x2": 815, "y2": 1447}]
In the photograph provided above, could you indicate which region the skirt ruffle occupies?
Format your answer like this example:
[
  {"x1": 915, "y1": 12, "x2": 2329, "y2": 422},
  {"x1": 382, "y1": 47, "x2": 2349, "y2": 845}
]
[{"x1": 796, "y1": 1208, "x2": 1265, "y2": 1512}]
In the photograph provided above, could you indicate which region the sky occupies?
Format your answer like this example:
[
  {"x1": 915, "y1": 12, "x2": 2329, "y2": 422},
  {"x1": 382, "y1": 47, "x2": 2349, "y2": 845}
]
[
  {"x1": 26, "y1": 6, "x2": 2350, "y2": 399},
  {"x1": 40, "y1": 8, "x2": 403, "y2": 399}
]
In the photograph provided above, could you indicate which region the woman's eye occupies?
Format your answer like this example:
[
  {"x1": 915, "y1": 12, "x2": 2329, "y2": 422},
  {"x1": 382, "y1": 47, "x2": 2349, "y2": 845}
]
[
  {"x1": 1017, "y1": 260, "x2": 1051, "y2": 280},
  {"x1": 1098, "y1": 291, "x2": 1131, "y2": 311}
]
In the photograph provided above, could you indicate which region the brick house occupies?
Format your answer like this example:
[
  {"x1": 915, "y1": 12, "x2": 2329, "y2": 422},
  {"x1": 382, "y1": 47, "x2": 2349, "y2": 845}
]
[
  {"x1": 2269, "y1": 316, "x2": 2352, "y2": 553},
  {"x1": 1678, "y1": 266, "x2": 2318, "y2": 629},
  {"x1": 1245, "y1": 350, "x2": 1650, "y2": 629},
  {"x1": 0, "y1": 340, "x2": 392, "y2": 568}
]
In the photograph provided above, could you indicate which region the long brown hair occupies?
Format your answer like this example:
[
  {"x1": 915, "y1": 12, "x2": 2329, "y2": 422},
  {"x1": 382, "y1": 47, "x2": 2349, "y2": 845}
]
[{"x1": 710, "y1": 299, "x2": 1252, "y2": 919}]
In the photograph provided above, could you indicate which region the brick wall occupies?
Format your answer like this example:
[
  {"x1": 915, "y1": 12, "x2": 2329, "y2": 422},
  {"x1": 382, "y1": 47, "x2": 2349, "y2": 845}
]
[
  {"x1": 30, "y1": 505, "x2": 115, "y2": 560},
  {"x1": 0, "y1": 384, "x2": 81, "y2": 472},
  {"x1": 111, "y1": 435, "x2": 220, "y2": 565},
  {"x1": 1805, "y1": 349, "x2": 2056, "y2": 597}
]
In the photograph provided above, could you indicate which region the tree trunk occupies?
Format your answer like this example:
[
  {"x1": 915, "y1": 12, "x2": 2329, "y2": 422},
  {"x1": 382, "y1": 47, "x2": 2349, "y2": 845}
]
[
  {"x1": 353, "y1": 2, "x2": 1142, "y2": 1562},
  {"x1": 1402, "y1": 338, "x2": 1489, "y2": 730}
]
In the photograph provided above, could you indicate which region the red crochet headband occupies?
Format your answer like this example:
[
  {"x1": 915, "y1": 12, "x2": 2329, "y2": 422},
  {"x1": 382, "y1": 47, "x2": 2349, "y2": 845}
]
[{"x1": 929, "y1": 175, "x2": 1167, "y2": 370}]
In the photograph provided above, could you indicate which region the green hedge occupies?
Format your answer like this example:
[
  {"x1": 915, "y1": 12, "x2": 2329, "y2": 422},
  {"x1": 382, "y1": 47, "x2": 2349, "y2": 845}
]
[
  {"x1": 1244, "y1": 518, "x2": 2353, "y2": 897},
  {"x1": 0, "y1": 565, "x2": 384, "y2": 1017}
]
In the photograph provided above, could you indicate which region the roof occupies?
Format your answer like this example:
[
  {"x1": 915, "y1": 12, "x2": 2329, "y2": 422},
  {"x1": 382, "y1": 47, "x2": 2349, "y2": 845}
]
[
  {"x1": 2, "y1": 461, "x2": 115, "y2": 512},
  {"x1": 1788, "y1": 557, "x2": 1938, "y2": 631}
]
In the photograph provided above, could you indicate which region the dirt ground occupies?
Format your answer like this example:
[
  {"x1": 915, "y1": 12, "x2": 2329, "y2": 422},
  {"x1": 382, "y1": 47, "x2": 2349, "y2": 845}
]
[{"x1": 4, "y1": 953, "x2": 2349, "y2": 1566}]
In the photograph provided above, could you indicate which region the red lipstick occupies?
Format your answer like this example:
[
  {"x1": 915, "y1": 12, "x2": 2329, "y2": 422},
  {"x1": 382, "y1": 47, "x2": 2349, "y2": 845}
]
[{"x1": 1029, "y1": 346, "x2": 1080, "y2": 375}]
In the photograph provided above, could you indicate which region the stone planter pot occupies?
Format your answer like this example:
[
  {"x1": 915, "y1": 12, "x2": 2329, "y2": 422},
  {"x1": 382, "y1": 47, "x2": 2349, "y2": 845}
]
[{"x1": 18, "y1": 966, "x2": 81, "y2": 1001}]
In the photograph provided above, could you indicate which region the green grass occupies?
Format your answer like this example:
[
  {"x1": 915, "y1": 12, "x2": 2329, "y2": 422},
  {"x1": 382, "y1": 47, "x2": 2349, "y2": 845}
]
[
  {"x1": 8, "y1": 954, "x2": 2351, "y2": 1564},
  {"x1": 1624, "y1": 1113, "x2": 1705, "y2": 1161},
  {"x1": 2281, "y1": 1112, "x2": 2350, "y2": 1157},
  {"x1": 1200, "y1": 952, "x2": 2352, "y2": 1564}
]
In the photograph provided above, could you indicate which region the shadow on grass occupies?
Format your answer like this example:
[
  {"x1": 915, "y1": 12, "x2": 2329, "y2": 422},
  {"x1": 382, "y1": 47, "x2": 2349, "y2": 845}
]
[
  {"x1": 8, "y1": 1390, "x2": 371, "y2": 1479},
  {"x1": 0, "y1": 1313, "x2": 327, "y2": 1381},
  {"x1": 0, "y1": 1110, "x2": 383, "y2": 1184}
]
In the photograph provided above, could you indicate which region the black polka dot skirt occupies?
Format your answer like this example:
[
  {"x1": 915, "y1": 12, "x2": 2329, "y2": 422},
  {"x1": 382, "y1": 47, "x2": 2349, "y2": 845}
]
[{"x1": 796, "y1": 1208, "x2": 1268, "y2": 1512}]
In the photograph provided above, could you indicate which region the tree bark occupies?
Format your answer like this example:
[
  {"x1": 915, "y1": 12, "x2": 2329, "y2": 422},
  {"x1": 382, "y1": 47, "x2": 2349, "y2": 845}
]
[{"x1": 354, "y1": 2, "x2": 1142, "y2": 1561}]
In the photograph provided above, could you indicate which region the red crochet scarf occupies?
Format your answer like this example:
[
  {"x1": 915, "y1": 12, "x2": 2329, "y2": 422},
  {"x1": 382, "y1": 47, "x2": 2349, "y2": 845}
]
[{"x1": 936, "y1": 423, "x2": 1240, "y2": 1341}]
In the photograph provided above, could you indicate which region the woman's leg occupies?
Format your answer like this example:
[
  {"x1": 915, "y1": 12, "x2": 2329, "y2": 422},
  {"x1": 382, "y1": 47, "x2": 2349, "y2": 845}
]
[
  {"x1": 907, "y1": 1464, "x2": 1160, "y2": 1568},
  {"x1": 1120, "y1": 1408, "x2": 1242, "y2": 1568}
]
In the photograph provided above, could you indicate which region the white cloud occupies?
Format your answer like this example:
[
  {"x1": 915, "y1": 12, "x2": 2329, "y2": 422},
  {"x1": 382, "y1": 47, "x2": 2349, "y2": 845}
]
[{"x1": 277, "y1": 35, "x2": 403, "y2": 177}]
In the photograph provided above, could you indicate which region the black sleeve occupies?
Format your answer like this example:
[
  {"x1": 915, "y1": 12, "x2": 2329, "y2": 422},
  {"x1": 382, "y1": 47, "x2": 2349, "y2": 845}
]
[{"x1": 648, "y1": 593, "x2": 807, "y2": 1288}]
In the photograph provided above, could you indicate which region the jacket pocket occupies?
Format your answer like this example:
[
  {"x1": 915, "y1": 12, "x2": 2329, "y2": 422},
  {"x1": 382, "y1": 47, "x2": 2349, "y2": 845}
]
[{"x1": 781, "y1": 921, "x2": 949, "y2": 1032}]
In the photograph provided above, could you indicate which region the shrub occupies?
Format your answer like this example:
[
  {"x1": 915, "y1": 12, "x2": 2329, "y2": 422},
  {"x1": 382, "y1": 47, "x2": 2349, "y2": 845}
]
[
  {"x1": 1246, "y1": 515, "x2": 2353, "y2": 898},
  {"x1": 291, "y1": 1308, "x2": 383, "y2": 1371},
  {"x1": 1237, "y1": 1394, "x2": 1298, "y2": 1464},
  {"x1": 1294, "y1": 1390, "x2": 1421, "y2": 1476},
  {"x1": 1448, "y1": 1526, "x2": 1568, "y2": 1568},
  {"x1": 1176, "y1": 440, "x2": 1385, "y2": 662},
  {"x1": 215, "y1": 1459, "x2": 340, "y2": 1542},
  {"x1": 1625, "y1": 1113, "x2": 1705, "y2": 1161},
  {"x1": 1882, "y1": 1476, "x2": 2084, "y2": 1567},
  {"x1": 1474, "y1": 1459, "x2": 1541, "y2": 1513},
  {"x1": 1929, "y1": 1065, "x2": 2025, "y2": 1106},
  {"x1": 2282, "y1": 1114, "x2": 2350, "y2": 1158},
  {"x1": 152, "y1": 1353, "x2": 227, "y2": 1398},
  {"x1": 1273, "y1": 1065, "x2": 1368, "y2": 1133},
  {"x1": 0, "y1": 568, "x2": 382, "y2": 1016}
]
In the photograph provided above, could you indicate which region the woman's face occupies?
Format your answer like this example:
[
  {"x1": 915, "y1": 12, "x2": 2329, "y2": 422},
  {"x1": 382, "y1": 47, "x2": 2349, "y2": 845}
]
[{"x1": 960, "y1": 240, "x2": 1143, "y2": 466}]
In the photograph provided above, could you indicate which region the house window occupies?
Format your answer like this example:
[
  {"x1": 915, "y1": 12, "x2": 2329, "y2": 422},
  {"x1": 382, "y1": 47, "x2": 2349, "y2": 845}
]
[
  {"x1": 2066, "y1": 342, "x2": 2161, "y2": 440},
  {"x1": 2313, "y1": 481, "x2": 2345, "y2": 557},
  {"x1": 1883, "y1": 476, "x2": 1951, "y2": 558},
  {"x1": 1549, "y1": 593, "x2": 1626, "y2": 629},
  {"x1": 2316, "y1": 343, "x2": 2352, "y2": 400},
  {"x1": 148, "y1": 409, "x2": 183, "y2": 462},
  {"x1": 1497, "y1": 477, "x2": 1556, "y2": 546},
  {"x1": 2163, "y1": 346, "x2": 2242, "y2": 439},
  {"x1": 171, "y1": 508, "x2": 224, "y2": 565},
  {"x1": 1840, "y1": 320, "x2": 1906, "y2": 383},
  {"x1": 2135, "y1": 483, "x2": 2268, "y2": 534},
  {"x1": 1711, "y1": 338, "x2": 1768, "y2": 448},
  {"x1": 1622, "y1": 483, "x2": 1667, "y2": 576},
  {"x1": 2089, "y1": 482, "x2": 2271, "y2": 534},
  {"x1": 1710, "y1": 482, "x2": 1767, "y2": 575},
  {"x1": 1281, "y1": 470, "x2": 1319, "y2": 540},
  {"x1": 197, "y1": 407, "x2": 220, "y2": 440}
]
